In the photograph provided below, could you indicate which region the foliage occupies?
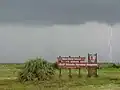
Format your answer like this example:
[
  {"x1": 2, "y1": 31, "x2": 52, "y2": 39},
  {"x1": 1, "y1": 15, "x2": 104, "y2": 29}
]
[
  {"x1": 52, "y1": 62, "x2": 59, "y2": 69},
  {"x1": 112, "y1": 63, "x2": 120, "y2": 68},
  {"x1": 99, "y1": 63, "x2": 120, "y2": 69},
  {"x1": 18, "y1": 57, "x2": 55, "y2": 82},
  {"x1": 1, "y1": 64, "x2": 120, "y2": 89}
]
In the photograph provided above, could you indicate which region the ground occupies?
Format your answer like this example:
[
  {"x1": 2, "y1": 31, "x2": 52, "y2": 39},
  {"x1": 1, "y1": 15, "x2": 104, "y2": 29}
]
[{"x1": 0, "y1": 64, "x2": 120, "y2": 90}]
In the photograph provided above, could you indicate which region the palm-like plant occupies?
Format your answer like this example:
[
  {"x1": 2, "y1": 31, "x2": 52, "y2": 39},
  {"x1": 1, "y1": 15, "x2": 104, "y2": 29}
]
[{"x1": 18, "y1": 57, "x2": 55, "y2": 82}]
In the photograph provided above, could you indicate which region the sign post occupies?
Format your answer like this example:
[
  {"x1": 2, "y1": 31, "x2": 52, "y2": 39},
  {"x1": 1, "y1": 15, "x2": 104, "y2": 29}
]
[
  {"x1": 78, "y1": 68, "x2": 81, "y2": 77},
  {"x1": 69, "y1": 68, "x2": 72, "y2": 78},
  {"x1": 59, "y1": 68, "x2": 62, "y2": 77}
]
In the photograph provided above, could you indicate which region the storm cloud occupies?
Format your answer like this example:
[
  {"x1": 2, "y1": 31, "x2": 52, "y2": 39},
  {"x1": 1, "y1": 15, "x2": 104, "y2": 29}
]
[{"x1": 0, "y1": 0, "x2": 120, "y2": 24}]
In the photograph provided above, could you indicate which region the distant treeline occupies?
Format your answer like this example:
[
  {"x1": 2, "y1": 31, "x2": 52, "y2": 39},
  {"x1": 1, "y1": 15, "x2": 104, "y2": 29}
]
[
  {"x1": 0, "y1": 63, "x2": 24, "y2": 64},
  {"x1": 98, "y1": 62, "x2": 120, "y2": 69}
]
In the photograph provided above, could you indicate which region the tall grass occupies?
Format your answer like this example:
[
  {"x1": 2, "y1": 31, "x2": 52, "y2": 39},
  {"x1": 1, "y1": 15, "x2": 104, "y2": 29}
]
[{"x1": 18, "y1": 57, "x2": 55, "y2": 82}]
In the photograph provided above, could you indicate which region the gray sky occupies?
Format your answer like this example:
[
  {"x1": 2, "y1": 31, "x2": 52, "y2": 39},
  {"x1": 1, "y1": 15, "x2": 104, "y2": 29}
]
[
  {"x1": 0, "y1": 0, "x2": 120, "y2": 63},
  {"x1": 0, "y1": 0, "x2": 120, "y2": 24}
]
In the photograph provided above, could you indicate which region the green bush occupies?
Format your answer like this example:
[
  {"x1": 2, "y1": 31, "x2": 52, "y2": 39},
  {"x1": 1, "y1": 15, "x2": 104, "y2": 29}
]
[
  {"x1": 18, "y1": 57, "x2": 55, "y2": 82},
  {"x1": 112, "y1": 64, "x2": 120, "y2": 68},
  {"x1": 52, "y1": 62, "x2": 59, "y2": 69}
]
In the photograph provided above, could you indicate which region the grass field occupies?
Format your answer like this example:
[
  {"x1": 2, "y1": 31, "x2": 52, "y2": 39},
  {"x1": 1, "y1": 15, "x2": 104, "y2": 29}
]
[{"x1": 0, "y1": 64, "x2": 120, "y2": 90}]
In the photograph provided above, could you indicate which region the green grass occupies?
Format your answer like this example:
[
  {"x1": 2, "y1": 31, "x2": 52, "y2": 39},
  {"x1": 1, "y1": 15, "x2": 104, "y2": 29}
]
[{"x1": 0, "y1": 64, "x2": 120, "y2": 90}]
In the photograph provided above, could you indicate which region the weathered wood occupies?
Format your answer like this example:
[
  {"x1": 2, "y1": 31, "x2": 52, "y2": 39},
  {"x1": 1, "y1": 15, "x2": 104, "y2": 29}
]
[
  {"x1": 59, "y1": 68, "x2": 62, "y2": 77},
  {"x1": 87, "y1": 53, "x2": 98, "y2": 77},
  {"x1": 78, "y1": 68, "x2": 81, "y2": 77},
  {"x1": 68, "y1": 68, "x2": 72, "y2": 78}
]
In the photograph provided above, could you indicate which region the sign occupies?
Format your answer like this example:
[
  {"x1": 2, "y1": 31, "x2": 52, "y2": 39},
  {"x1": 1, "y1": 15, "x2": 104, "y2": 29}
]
[
  {"x1": 87, "y1": 53, "x2": 98, "y2": 77},
  {"x1": 57, "y1": 56, "x2": 98, "y2": 69},
  {"x1": 57, "y1": 53, "x2": 99, "y2": 78},
  {"x1": 88, "y1": 53, "x2": 97, "y2": 63}
]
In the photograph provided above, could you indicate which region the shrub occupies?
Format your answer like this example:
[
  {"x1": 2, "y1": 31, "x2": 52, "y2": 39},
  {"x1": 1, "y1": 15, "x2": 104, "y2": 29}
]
[
  {"x1": 52, "y1": 62, "x2": 59, "y2": 69},
  {"x1": 18, "y1": 57, "x2": 55, "y2": 82},
  {"x1": 112, "y1": 64, "x2": 120, "y2": 68}
]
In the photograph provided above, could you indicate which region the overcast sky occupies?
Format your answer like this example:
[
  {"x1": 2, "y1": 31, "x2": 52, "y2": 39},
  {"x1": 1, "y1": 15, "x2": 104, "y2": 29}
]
[{"x1": 0, "y1": 0, "x2": 120, "y2": 63}]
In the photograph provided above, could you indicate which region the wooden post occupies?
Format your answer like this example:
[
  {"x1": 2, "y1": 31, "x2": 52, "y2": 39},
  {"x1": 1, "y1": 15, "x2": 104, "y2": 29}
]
[
  {"x1": 87, "y1": 53, "x2": 91, "y2": 77},
  {"x1": 94, "y1": 67, "x2": 98, "y2": 77},
  {"x1": 78, "y1": 60, "x2": 81, "y2": 77},
  {"x1": 94, "y1": 53, "x2": 98, "y2": 77},
  {"x1": 87, "y1": 67, "x2": 92, "y2": 77},
  {"x1": 78, "y1": 68, "x2": 81, "y2": 77},
  {"x1": 68, "y1": 68, "x2": 72, "y2": 78},
  {"x1": 59, "y1": 68, "x2": 62, "y2": 77}
]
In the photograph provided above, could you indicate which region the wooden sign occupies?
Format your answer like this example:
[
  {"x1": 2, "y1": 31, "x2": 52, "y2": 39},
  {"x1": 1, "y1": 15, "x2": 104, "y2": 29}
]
[
  {"x1": 57, "y1": 53, "x2": 98, "y2": 78},
  {"x1": 57, "y1": 56, "x2": 98, "y2": 69}
]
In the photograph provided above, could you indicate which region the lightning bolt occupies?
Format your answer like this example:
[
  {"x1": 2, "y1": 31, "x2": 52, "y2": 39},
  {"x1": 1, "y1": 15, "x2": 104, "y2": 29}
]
[{"x1": 108, "y1": 25, "x2": 112, "y2": 62}]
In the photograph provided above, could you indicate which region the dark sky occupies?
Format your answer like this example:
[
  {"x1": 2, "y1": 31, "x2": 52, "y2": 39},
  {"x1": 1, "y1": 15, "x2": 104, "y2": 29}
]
[
  {"x1": 0, "y1": 0, "x2": 120, "y2": 24},
  {"x1": 0, "y1": 0, "x2": 120, "y2": 63}
]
